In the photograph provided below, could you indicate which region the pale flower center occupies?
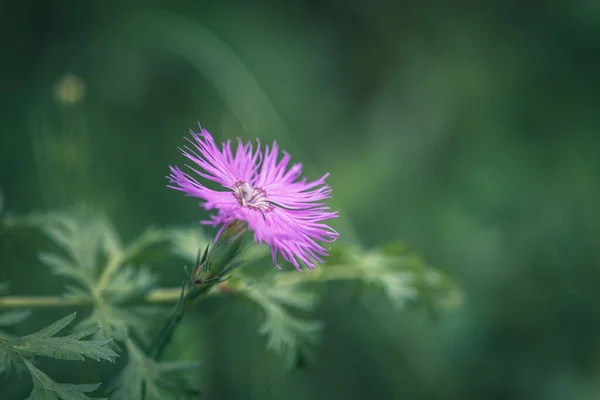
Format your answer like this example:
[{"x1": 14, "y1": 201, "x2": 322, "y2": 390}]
[{"x1": 233, "y1": 181, "x2": 273, "y2": 212}]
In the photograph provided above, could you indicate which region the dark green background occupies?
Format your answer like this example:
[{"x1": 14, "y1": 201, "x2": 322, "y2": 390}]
[{"x1": 1, "y1": 0, "x2": 600, "y2": 399}]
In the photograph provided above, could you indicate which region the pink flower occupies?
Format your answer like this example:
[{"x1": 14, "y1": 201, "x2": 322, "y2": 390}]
[{"x1": 167, "y1": 125, "x2": 339, "y2": 270}]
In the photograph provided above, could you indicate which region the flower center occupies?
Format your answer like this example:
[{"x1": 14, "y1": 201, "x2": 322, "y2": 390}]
[{"x1": 233, "y1": 181, "x2": 273, "y2": 212}]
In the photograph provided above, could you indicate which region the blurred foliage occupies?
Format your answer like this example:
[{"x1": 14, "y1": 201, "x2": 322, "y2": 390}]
[
  {"x1": 0, "y1": 203, "x2": 456, "y2": 398},
  {"x1": 1, "y1": 0, "x2": 599, "y2": 398},
  {"x1": 109, "y1": 339, "x2": 201, "y2": 400}
]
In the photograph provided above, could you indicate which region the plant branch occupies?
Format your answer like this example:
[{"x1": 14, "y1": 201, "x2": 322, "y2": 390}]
[
  {"x1": 95, "y1": 251, "x2": 126, "y2": 293},
  {"x1": 95, "y1": 229, "x2": 165, "y2": 294},
  {"x1": 0, "y1": 267, "x2": 364, "y2": 310},
  {"x1": 0, "y1": 288, "x2": 185, "y2": 309}
]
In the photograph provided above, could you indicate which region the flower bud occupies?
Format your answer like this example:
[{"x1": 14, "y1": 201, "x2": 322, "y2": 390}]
[{"x1": 194, "y1": 220, "x2": 247, "y2": 284}]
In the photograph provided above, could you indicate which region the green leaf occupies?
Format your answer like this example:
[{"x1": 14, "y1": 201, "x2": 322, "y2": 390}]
[
  {"x1": 20, "y1": 312, "x2": 77, "y2": 341},
  {"x1": 75, "y1": 304, "x2": 163, "y2": 344},
  {"x1": 36, "y1": 205, "x2": 119, "y2": 287},
  {"x1": 14, "y1": 312, "x2": 118, "y2": 362},
  {"x1": 0, "y1": 343, "x2": 21, "y2": 376},
  {"x1": 242, "y1": 279, "x2": 322, "y2": 370},
  {"x1": 109, "y1": 339, "x2": 201, "y2": 400},
  {"x1": 36, "y1": 205, "x2": 166, "y2": 285},
  {"x1": 0, "y1": 309, "x2": 32, "y2": 327},
  {"x1": 0, "y1": 311, "x2": 32, "y2": 341},
  {"x1": 275, "y1": 242, "x2": 462, "y2": 311},
  {"x1": 167, "y1": 226, "x2": 210, "y2": 263},
  {"x1": 30, "y1": 205, "x2": 173, "y2": 346},
  {"x1": 23, "y1": 359, "x2": 105, "y2": 400},
  {"x1": 354, "y1": 243, "x2": 462, "y2": 309},
  {"x1": 38, "y1": 252, "x2": 89, "y2": 287},
  {"x1": 102, "y1": 265, "x2": 157, "y2": 304}
]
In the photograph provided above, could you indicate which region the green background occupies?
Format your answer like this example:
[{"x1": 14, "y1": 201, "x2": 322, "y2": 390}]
[{"x1": 1, "y1": 0, "x2": 600, "y2": 399}]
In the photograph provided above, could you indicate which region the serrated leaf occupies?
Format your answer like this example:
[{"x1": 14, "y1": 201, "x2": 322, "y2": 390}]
[
  {"x1": 28, "y1": 205, "x2": 174, "y2": 351},
  {"x1": 109, "y1": 340, "x2": 201, "y2": 400},
  {"x1": 38, "y1": 205, "x2": 170, "y2": 293},
  {"x1": 284, "y1": 242, "x2": 460, "y2": 311},
  {"x1": 15, "y1": 312, "x2": 118, "y2": 362},
  {"x1": 37, "y1": 205, "x2": 118, "y2": 286},
  {"x1": 76, "y1": 303, "x2": 164, "y2": 345},
  {"x1": 0, "y1": 210, "x2": 55, "y2": 231},
  {"x1": 350, "y1": 245, "x2": 460, "y2": 309},
  {"x1": 0, "y1": 343, "x2": 22, "y2": 376},
  {"x1": 38, "y1": 252, "x2": 89, "y2": 285},
  {"x1": 21, "y1": 313, "x2": 77, "y2": 341},
  {"x1": 37, "y1": 205, "x2": 167, "y2": 290},
  {"x1": 102, "y1": 265, "x2": 157, "y2": 304},
  {"x1": 24, "y1": 359, "x2": 105, "y2": 400},
  {"x1": 243, "y1": 281, "x2": 322, "y2": 369}
]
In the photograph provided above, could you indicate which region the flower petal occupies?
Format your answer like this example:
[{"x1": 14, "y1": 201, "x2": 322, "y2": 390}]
[{"x1": 179, "y1": 126, "x2": 261, "y2": 189}]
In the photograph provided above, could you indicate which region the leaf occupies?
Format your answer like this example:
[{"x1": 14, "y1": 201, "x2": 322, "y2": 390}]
[
  {"x1": 356, "y1": 243, "x2": 461, "y2": 309},
  {"x1": 1, "y1": 313, "x2": 117, "y2": 379},
  {"x1": 0, "y1": 309, "x2": 32, "y2": 327},
  {"x1": 102, "y1": 265, "x2": 157, "y2": 304},
  {"x1": 109, "y1": 340, "x2": 201, "y2": 400},
  {"x1": 167, "y1": 226, "x2": 210, "y2": 263},
  {"x1": 38, "y1": 252, "x2": 89, "y2": 287},
  {"x1": 238, "y1": 242, "x2": 460, "y2": 369},
  {"x1": 0, "y1": 343, "x2": 21, "y2": 376},
  {"x1": 30, "y1": 205, "x2": 172, "y2": 346},
  {"x1": 20, "y1": 313, "x2": 77, "y2": 341},
  {"x1": 356, "y1": 249, "x2": 420, "y2": 308},
  {"x1": 15, "y1": 312, "x2": 118, "y2": 362},
  {"x1": 0, "y1": 283, "x2": 32, "y2": 332},
  {"x1": 36, "y1": 205, "x2": 166, "y2": 286},
  {"x1": 75, "y1": 304, "x2": 164, "y2": 344},
  {"x1": 242, "y1": 279, "x2": 322, "y2": 370},
  {"x1": 36, "y1": 205, "x2": 119, "y2": 287},
  {"x1": 0, "y1": 309, "x2": 32, "y2": 342},
  {"x1": 0, "y1": 208, "x2": 56, "y2": 231},
  {"x1": 275, "y1": 242, "x2": 462, "y2": 311},
  {"x1": 23, "y1": 359, "x2": 105, "y2": 400}
]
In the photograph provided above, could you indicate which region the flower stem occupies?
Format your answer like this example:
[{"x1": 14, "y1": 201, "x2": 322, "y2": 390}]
[
  {"x1": 0, "y1": 287, "x2": 184, "y2": 309},
  {"x1": 0, "y1": 267, "x2": 357, "y2": 310},
  {"x1": 147, "y1": 283, "x2": 216, "y2": 360}
]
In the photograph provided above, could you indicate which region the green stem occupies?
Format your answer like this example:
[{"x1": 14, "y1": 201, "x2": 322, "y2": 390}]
[
  {"x1": 0, "y1": 267, "x2": 358, "y2": 310},
  {"x1": 147, "y1": 283, "x2": 216, "y2": 360},
  {"x1": 94, "y1": 251, "x2": 126, "y2": 293},
  {"x1": 0, "y1": 288, "x2": 186, "y2": 309}
]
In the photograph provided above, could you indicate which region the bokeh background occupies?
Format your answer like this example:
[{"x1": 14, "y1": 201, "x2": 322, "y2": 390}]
[{"x1": 1, "y1": 0, "x2": 600, "y2": 399}]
